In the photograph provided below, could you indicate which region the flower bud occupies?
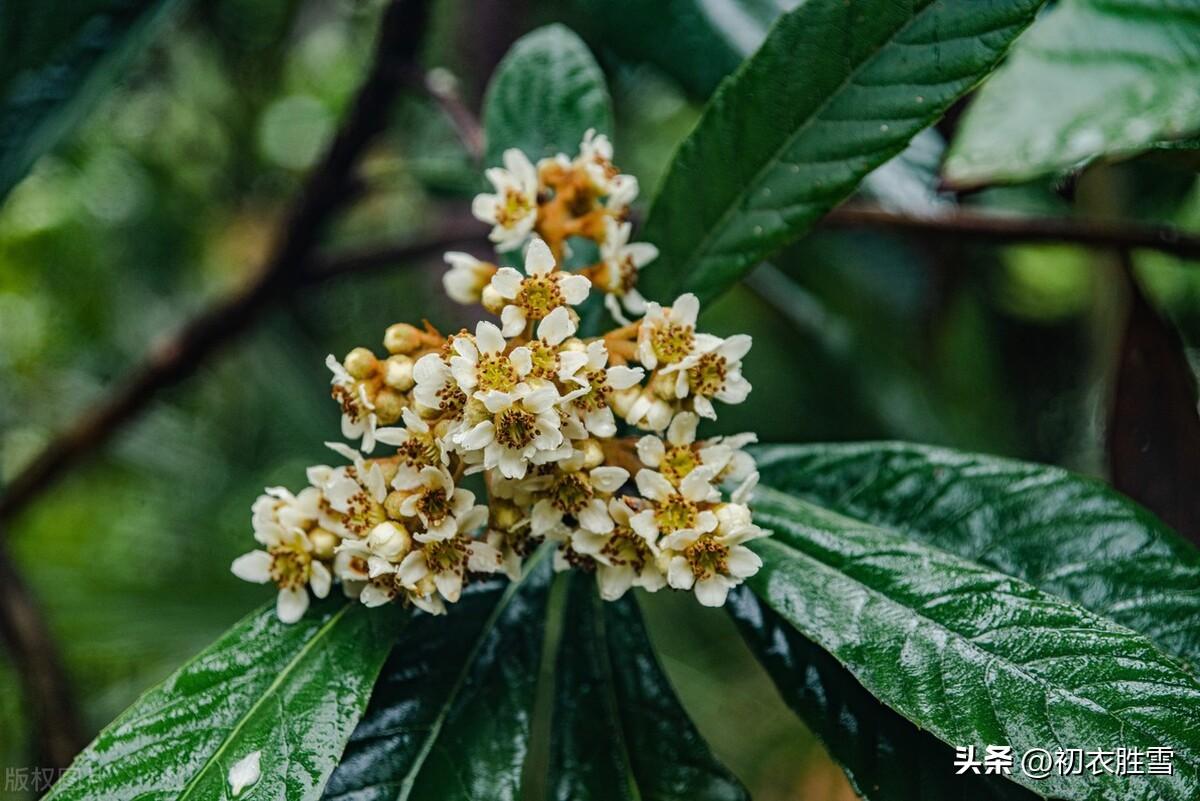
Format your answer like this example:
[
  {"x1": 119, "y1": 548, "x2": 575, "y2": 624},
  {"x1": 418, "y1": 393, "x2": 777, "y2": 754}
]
[
  {"x1": 560, "y1": 337, "x2": 587, "y2": 353},
  {"x1": 715, "y1": 502, "x2": 753, "y2": 534},
  {"x1": 610, "y1": 386, "x2": 640, "y2": 417},
  {"x1": 414, "y1": 400, "x2": 441, "y2": 419},
  {"x1": 481, "y1": 284, "x2": 505, "y2": 314},
  {"x1": 368, "y1": 521, "x2": 412, "y2": 560},
  {"x1": 384, "y1": 323, "x2": 422, "y2": 354},
  {"x1": 373, "y1": 388, "x2": 406, "y2": 424},
  {"x1": 344, "y1": 347, "x2": 378, "y2": 379},
  {"x1": 489, "y1": 499, "x2": 523, "y2": 532},
  {"x1": 650, "y1": 370, "x2": 678, "y2": 401},
  {"x1": 580, "y1": 438, "x2": 605, "y2": 469},
  {"x1": 384, "y1": 490, "x2": 408, "y2": 520},
  {"x1": 384, "y1": 355, "x2": 415, "y2": 391},
  {"x1": 644, "y1": 398, "x2": 674, "y2": 431},
  {"x1": 309, "y1": 528, "x2": 339, "y2": 561}
]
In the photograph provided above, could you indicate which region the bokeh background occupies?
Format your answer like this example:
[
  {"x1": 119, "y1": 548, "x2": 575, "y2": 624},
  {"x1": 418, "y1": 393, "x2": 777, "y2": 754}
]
[{"x1": 2, "y1": 1, "x2": 1199, "y2": 798}]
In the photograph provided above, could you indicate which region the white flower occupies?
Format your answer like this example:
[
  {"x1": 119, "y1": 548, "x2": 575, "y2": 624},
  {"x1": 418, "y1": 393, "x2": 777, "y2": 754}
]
[
  {"x1": 485, "y1": 498, "x2": 537, "y2": 581},
  {"x1": 658, "y1": 503, "x2": 767, "y2": 607},
  {"x1": 529, "y1": 465, "x2": 629, "y2": 538},
  {"x1": 394, "y1": 505, "x2": 497, "y2": 605},
  {"x1": 377, "y1": 407, "x2": 450, "y2": 489},
  {"x1": 660, "y1": 334, "x2": 752, "y2": 418},
  {"x1": 228, "y1": 751, "x2": 261, "y2": 798},
  {"x1": 412, "y1": 350, "x2": 467, "y2": 420},
  {"x1": 489, "y1": 238, "x2": 590, "y2": 336},
  {"x1": 472, "y1": 148, "x2": 538, "y2": 252},
  {"x1": 599, "y1": 217, "x2": 656, "y2": 322},
  {"x1": 231, "y1": 524, "x2": 332, "y2": 623},
  {"x1": 636, "y1": 293, "x2": 700, "y2": 370},
  {"x1": 524, "y1": 307, "x2": 581, "y2": 382},
  {"x1": 449, "y1": 320, "x2": 532, "y2": 397},
  {"x1": 575, "y1": 129, "x2": 638, "y2": 210},
  {"x1": 326, "y1": 354, "x2": 380, "y2": 452},
  {"x1": 452, "y1": 382, "x2": 566, "y2": 479},
  {"x1": 252, "y1": 486, "x2": 320, "y2": 539},
  {"x1": 396, "y1": 466, "x2": 481, "y2": 542},
  {"x1": 442, "y1": 251, "x2": 496, "y2": 305},
  {"x1": 629, "y1": 467, "x2": 720, "y2": 547},
  {"x1": 570, "y1": 498, "x2": 666, "y2": 601},
  {"x1": 560, "y1": 340, "x2": 644, "y2": 436},
  {"x1": 316, "y1": 443, "x2": 389, "y2": 538},
  {"x1": 621, "y1": 386, "x2": 676, "y2": 433},
  {"x1": 636, "y1": 412, "x2": 757, "y2": 487}
]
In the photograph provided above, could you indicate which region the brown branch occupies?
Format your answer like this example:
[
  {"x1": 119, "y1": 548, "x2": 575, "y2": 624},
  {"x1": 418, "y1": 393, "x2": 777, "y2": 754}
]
[
  {"x1": 0, "y1": 549, "x2": 84, "y2": 771},
  {"x1": 823, "y1": 205, "x2": 1200, "y2": 261},
  {"x1": 0, "y1": 0, "x2": 432, "y2": 534},
  {"x1": 304, "y1": 214, "x2": 487, "y2": 284},
  {"x1": 422, "y1": 70, "x2": 485, "y2": 163},
  {"x1": 1107, "y1": 254, "x2": 1200, "y2": 546}
]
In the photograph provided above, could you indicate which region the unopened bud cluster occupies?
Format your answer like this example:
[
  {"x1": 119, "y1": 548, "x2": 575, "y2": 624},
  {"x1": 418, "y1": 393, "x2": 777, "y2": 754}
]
[{"x1": 233, "y1": 131, "x2": 768, "y2": 622}]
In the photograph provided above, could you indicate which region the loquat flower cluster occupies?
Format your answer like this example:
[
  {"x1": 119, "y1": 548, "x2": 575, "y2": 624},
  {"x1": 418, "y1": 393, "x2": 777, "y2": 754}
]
[{"x1": 233, "y1": 131, "x2": 769, "y2": 622}]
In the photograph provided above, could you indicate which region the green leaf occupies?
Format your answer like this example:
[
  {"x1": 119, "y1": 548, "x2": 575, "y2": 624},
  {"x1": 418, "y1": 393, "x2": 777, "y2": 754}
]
[
  {"x1": 747, "y1": 484, "x2": 1200, "y2": 801},
  {"x1": 727, "y1": 588, "x2": 1038, "y2": 801},
  {"x1": 639, "y1": 0, "x2": 1047, "y2": 305},
  {"x1": 481, "y1": 24, "x2": 613, "y2": 167},
  {"x1": 750, "y1": 442, "x2": 1200, "y2": 671},
  {"x1": 548, "y1": 574, "x2": 747, "y2": 801},
  {"x1": 567, "y1": 0, "x2": 776, "y2": 98},
  {"x1": 322, "y1": 560, "x2": 552, "y2": 801},
  {"x1": 45, "y1": 599, "x2": 401, "y2": 801},
  {"x1": 944, "y1": 0, "x2": 1200, "y2": 188},
  {"x1": 0, "y1": 0, "x2": 186, "y2": 203}
]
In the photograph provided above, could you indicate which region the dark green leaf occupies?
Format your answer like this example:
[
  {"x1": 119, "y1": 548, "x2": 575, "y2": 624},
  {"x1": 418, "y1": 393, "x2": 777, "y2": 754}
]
[
  {"x1": 481, "y1": 24, "x2": 613, "y2": 166},
  {"x1": 0, "y1": 0, "x2": 185, "y2": 203},
  {"x1": 748, "y1": 485, "x2": 1200, "y2": 800},
  {"x1": 549, "y1": 574, "x2": 747, "y2": 801},
  {"x1": 944, "y1": 0, "x2": 1200, "y2": 188},
  {"x1": 639, "y1": 0, "x2": 1046, "y2": 305},
  {"x1": 45, "y1": 599, "x2": 401, "y2": 801},
  {"x1": 1108, "y1": 268, "x2": 1200, "y2": 547},
  {"x1": 567, "y1": 0, "x2": 777, "y2": 98},
  {"x1": 727, "y1": 588, "x2": 1038, "y2": 801},
  {"x1": 323, "y1": 559, "x2": 552, "y2": 801},
  {"x1": 751, "y1": 441, "x2": 1200, "y2": 672}
]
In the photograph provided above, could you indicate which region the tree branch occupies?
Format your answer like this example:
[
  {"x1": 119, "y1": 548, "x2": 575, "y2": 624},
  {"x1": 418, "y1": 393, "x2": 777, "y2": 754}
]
[
  {"x1": 0, "y1": 0, "x2": 434, "y2": 779},
  {"x1": 0, "y1": 0, "x2": 432, "y2": 534},
  {"x1": 0, "y1": 549, "x2": 84, "y2": 771},
  {"x1": 823, "y1": 205, "x2": 1200, "y2": 260}
]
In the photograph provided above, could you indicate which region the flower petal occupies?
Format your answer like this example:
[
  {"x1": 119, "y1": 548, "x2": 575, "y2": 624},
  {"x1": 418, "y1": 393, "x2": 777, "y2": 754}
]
[
  {"x1": 231, "y1": 551, "x2": 272, "y2": 584},
  {"x1": 276, "y1": 587, "x2": 309, "y2": 624}
]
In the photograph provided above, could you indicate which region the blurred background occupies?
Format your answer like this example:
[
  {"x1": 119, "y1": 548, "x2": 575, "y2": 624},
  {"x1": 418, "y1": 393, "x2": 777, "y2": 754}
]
[{"x1": 1, "y1": 0, "x2": 1198, "y2": 798}]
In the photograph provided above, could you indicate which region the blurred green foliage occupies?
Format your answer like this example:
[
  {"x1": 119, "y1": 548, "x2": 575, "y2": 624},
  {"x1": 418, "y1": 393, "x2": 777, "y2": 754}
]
[{"x1": 0, "y1": 0, "x2": 1198, "y2": 799}]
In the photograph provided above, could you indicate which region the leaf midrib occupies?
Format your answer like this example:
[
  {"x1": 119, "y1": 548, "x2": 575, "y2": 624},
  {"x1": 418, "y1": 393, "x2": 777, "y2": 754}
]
[
  {"x1": 751, "y1": 488, "x2": 1200, "y2": 780},
  {"x1": 394, "y1": 548, "x2": 548, "y2": 801},
  {"x1": 175, "y1": 602, "x2": 358, "y2": 800},
  {"x1": 654, "y1": 0, "x2": 936, "y2": 290},
  {"x1": 588, "y1": 587, "x2": 643, "y2": 801}
]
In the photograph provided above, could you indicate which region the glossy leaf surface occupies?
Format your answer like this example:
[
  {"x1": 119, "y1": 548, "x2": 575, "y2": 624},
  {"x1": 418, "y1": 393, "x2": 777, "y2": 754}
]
[
  {"x1": 727, "y1": 588, "x2": 1038, "y2": 801},
  {"x1": 45, "y1": 599, "x2": 400, "y2": 801},
  {"x1": 0, "y1": 0, "x2": 185, "y2": 203},
  {"x1": 548, "y1": 574, "x2": 747, "y2": 801},
  {"x1": 567, "y1": 0, "x2": 778, "y2": 98},
  {"x1": 481, "y1": 24, "x2": 613, "y2": 167},
  {"x1": 323, "y1": 562, "x2": 552, "y2": 801},
  {"x1": 748, "y1": 485, "x2": 1200, "y2": 800},
  {"x1": 639, "y1": 0, "x2": 1046, "y2": 304},
  {"x1": 945, "y1": 0, "x2": 1200, "y2": 187},
  {"x1": 751, "y1": 441, "x2": 1200, "y2": 672}
]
